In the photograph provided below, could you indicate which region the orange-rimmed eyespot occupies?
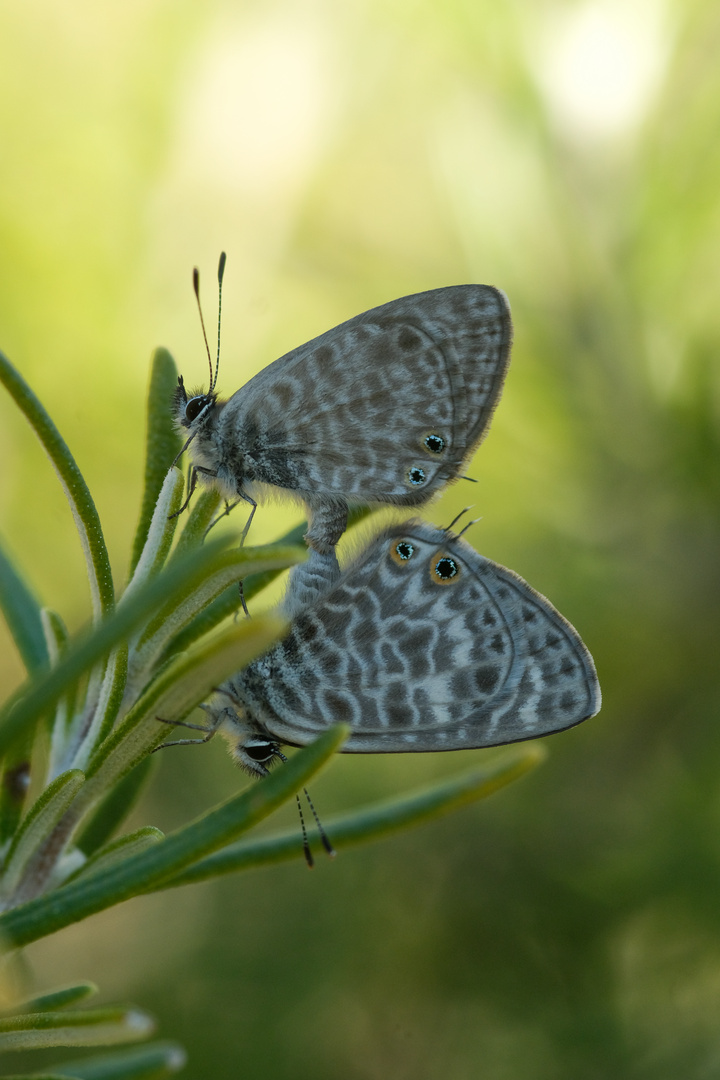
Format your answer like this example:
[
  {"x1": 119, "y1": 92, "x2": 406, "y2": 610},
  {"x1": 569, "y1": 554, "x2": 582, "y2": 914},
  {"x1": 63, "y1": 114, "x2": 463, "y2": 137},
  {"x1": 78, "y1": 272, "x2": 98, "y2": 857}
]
[
  {"x1": 390, "y1": 539, "x2": 416, "y2": 566},
  {"x1": 429, "y1": 552, "x2": 461, "y2": 585}
]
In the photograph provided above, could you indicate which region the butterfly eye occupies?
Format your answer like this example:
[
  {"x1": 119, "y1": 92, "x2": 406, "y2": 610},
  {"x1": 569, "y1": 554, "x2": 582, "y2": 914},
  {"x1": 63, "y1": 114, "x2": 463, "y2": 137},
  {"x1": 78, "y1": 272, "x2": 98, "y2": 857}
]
[
  {"x1": 407, "y1": 467, "x2": 427, "y2": 486},
  {"x1": 390, "y1": 540, "x2": 415, "y2": 565},
  {"x1": 185, "y1": 395, "x2": 211, "y2": 423},
  {"x1": 243, "y1": 740, "x2": 277, "y2": 763},
  {"x1": 430, "y1": 553, "x2": 460, "y2": 585},
  {"x1": 423, "y1": 433, "x2": 445, "y2": 455}
]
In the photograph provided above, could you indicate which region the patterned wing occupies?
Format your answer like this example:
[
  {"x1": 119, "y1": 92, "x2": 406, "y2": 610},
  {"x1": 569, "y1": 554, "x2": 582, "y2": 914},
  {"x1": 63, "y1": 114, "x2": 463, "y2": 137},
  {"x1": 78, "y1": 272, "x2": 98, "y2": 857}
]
[
  {"x1": 236, "y1": 521, "x2": 601, "y2": 752},
  {"x1": 218, "y1": 286, "x2": 512, "y2": 504}
]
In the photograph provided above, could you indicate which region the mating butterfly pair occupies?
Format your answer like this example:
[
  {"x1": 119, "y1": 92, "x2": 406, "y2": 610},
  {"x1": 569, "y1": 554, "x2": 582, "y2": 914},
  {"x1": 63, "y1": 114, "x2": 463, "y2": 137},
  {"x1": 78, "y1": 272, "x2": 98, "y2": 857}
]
[{"x1": 168, "y1": 270, "x2": 600, "y2": 776}]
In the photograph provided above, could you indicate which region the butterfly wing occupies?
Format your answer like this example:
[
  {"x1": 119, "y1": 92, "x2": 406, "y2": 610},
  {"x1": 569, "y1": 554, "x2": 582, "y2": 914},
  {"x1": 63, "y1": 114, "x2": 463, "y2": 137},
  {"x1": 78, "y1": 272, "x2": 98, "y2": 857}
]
[
  {"x1": 218, "y1": 286, "x2": 512, "y2": 505},
  {"x1": 236, "y1": 522, "x2": 601, "y2": 752}
]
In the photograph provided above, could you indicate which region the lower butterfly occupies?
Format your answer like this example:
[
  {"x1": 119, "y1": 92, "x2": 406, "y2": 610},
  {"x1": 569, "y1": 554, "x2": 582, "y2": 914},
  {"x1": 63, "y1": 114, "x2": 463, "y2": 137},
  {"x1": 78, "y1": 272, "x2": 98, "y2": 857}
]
[{"x1": 165, "y1": 520, "x2": 601, "y2": 776}]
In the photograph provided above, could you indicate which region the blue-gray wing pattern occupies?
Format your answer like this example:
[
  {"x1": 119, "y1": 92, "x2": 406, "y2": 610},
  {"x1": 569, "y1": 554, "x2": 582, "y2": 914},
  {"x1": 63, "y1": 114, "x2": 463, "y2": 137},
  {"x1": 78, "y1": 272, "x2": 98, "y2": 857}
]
[
  {"x1": 219, "y1": 286, "x2": 511, "y2": 503},
  {"x1": 231, "y1": 522, "x2": 601, "y2": 753}
]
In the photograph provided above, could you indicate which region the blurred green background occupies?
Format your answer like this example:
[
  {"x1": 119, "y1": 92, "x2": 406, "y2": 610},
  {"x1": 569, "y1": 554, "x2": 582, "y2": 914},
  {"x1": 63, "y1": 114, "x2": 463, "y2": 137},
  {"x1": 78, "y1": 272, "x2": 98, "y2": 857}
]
[{"x1": 1, "y1": 0, "x2": 720, "y2": 1076}]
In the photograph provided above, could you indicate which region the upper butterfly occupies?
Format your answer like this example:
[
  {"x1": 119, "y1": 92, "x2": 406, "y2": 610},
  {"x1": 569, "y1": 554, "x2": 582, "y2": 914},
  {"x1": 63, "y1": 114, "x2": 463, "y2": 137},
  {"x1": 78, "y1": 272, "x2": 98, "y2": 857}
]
[
  {"x1": 196, "y1": 520, "x2": 601, "y2": 777},
  {"x1": 175, "y1": 260, "x2": 512, "y2": 553}
]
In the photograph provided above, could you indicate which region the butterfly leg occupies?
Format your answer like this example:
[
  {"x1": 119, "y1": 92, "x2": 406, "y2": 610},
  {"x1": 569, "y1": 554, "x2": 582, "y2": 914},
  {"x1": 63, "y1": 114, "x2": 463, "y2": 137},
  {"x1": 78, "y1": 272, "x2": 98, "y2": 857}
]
[
  {"x1": 204, "y1": 498, "x2": 243, "y2": 538},
  {"x1": 152, "y1": 713, "x2": 220, "y2": 752},
  {"x1": 282, "y1": 547, "x2": 342, "y2": 616},
  {"x1": 304, "y1": 496, "x2": 348, "y2": 554},
  {"x1": 239, "y1": 493, "x2": 258, "y2": 545},
  {"x1": 169, "y1": 465, "x2": 219, "y2": 519}
]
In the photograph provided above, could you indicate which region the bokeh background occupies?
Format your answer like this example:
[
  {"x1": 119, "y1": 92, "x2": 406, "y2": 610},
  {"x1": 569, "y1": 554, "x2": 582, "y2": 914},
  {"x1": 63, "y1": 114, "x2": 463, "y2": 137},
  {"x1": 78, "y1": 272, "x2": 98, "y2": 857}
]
[{"x1": 2, "y1": 0, "x2": 720, "y2": 1076}]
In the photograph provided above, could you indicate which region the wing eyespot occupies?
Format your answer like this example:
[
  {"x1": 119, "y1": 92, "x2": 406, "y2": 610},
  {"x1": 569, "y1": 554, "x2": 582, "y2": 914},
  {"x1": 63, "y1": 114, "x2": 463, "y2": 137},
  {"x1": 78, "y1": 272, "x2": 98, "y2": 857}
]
[
  {"x1": 430, "y1": 552, "x2": 461, "y2": 585},
  {"x1": 407, "y1": 466, "x2": 427, "y2": 486},
  {"x1": 390, "y1": 540, "x2": 415, "y2": 566},
  {"x1": 422, "y1": 433, "x2": 445, "y2": 455}
]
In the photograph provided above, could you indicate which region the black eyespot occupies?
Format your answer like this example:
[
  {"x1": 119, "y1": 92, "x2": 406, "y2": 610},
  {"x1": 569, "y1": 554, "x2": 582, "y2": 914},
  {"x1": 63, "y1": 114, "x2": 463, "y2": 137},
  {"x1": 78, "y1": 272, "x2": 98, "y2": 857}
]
[
  {"x1": 244, "y1": 741, "x2": 276, "y2": 763},
  {"x1": 434, "y1": 556, "x2": 458, "y2": 581},
  {"x1": 388, "y1": 537, "x2": 416, "y2": 565},
  {"x1": 408, "y1": 467, "x2": 426, "y2": 486},
  {"x1": 185, "y1": 395, "x2": 211, "y2": 423},
  {"x1": 424, "y1": 434, "x2": 445, "y2": 454}
]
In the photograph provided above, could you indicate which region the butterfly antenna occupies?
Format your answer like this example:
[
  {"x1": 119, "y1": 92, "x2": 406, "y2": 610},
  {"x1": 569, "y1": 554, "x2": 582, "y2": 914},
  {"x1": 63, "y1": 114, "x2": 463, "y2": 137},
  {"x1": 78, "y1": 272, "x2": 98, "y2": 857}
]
[
  {"x1": 457, "y1": 516, "x2": 483, "y2": 539},
  {"x1": 446, "y1": 507, "x2": 474, "y2": 532},
  {"x1": 193, "y1": 265, "x2": 214, "y2": 391},
  {"x1": 214, "y1": 251, "x2": 226, "y2": 392},
  {"x1": 295, "y1": 794, "x2": 315, "y2": 869},
  {"x1": 303, "y1": 786, "x2": 336, "y2": 858}
]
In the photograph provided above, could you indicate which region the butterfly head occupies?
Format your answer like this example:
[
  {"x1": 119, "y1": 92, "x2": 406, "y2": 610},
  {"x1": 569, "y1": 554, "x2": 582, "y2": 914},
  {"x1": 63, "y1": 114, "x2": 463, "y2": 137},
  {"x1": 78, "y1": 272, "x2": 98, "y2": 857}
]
[
  {"x1": 174, "y1": 374, "x2": 218, "y2": 430},
  {"x1": 174, "y1": 253, "x2": 226, "y2": 435},
  {"x1": 209, "y1": 693, "x2": 287, "y2": 778}
]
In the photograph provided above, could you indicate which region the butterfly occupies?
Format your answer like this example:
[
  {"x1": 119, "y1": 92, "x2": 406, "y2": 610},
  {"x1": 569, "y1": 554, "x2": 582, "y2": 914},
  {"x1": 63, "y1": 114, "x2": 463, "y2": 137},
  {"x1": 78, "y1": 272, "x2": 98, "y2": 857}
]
[
  {"x1": 187, "y1": 519, "x2": 601, "y2": 776},
  {"x1": 175, "y1": 262, "x2": 512, "y2": 555}
]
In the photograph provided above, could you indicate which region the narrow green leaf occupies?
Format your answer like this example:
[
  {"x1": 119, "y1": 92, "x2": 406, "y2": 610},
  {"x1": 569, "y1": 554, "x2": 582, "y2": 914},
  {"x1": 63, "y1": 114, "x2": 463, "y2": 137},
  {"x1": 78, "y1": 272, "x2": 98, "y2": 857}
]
[
  {"x1": 13, "y1": 615, "x2": 287, "y2": 903},
  {"x1": 134, "y1": 543, "x2": 304, "y2": 654},
  {"x1": 4, "y1": 616, "x2": 286, "y2": 907},
  {"x1": 129, "y1": 349, "x2": 184, "y2": 576},
  {"x1": 160, "y1": 504, "x2": 374, "y2": 659},
  {"x1": 11, "y1": 983, "x2": 97, "y2": 1014},
  {"x1": 92, "y1": 646, "x2": 129, "y2": 751},
  {"x1": 0, "y1": 542, "x2": 47, "y2": 843},
  {"x1": 0, "y1": 535, "x2": 236, "y2": 759},
  {"x1": 42, "y1": 611, "x2": 78, "y2": 762},
  {"x1": 159, "y1": 746, "x2": 545, "y2": 884},
  {"x1": 67, "y1": 643, "x2": 129, "y2": 776},
  {"x1": 0, "y1": 744, "x2": 33, "y2": 849},
  {"x1": 157, "y1": 543, "x2": 305, "y2": 661},
  {"x1": 0, "y1": 1073, "x2": 79, "y2": 1078},
  {"x1": 0, "y1": 536, "x2": 48, "y2": 673},
  {"x1": 126, "y1": 472, "x2": 184, "y2": 597},
  {"x1": 171, "y1": 500, "x2": 370, "y2": 605},
  {"x1": 162, "y1": 522, "x2": 311, "y2": 660},
  {"x1": 171, "y1": 488, "x2": 223, "y2": 560},
  {"x1": 71, "y1": 828, "x2": 164, "y2": 883},
  {"x1": 1, "y1": 770, "x2": 85, "y2": 901},
  {"x1": 241, "y1": 527, "x2": 307, "y2": 602},
  {"x1": 43, "y1": 1039, "x2": 187, "y2": 1079},
  {"x1": 0, "y1": 350, "x2": 114, "y2": 620},
  {"x1": 42, "y1": 610, "x2": 70, "y2": 663},
  {"x1": 83, "y1": 615, "x2": 288, "y2": 804},
  {"x1": 0, "y1": 726, "x2": 346, "y2": 948},
  {"x1": 75, "y1": 757, "x2": 156, "y2": 858},
  {"x1": 157, "y1": 586, "x2": 245, "y2": 659},
  {"x1": 0, "y1": 1007, "x2": 155, "y2": 1051}
]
